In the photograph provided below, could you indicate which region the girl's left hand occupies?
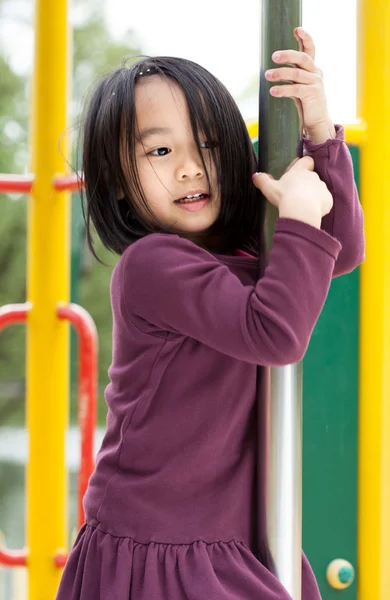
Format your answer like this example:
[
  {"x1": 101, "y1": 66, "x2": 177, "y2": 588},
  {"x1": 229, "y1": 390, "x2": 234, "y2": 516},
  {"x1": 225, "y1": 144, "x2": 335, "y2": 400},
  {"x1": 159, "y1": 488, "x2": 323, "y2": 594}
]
[{"x1": 265, "y1": 28, "x2": 334, "y2": 138}]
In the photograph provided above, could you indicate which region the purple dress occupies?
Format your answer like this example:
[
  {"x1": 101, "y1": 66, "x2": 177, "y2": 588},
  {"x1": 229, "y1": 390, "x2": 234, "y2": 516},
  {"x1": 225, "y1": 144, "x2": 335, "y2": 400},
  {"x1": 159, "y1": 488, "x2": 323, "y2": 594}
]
[{"x1": 56, "y1": 126, "x2": 364, "y2": 599}]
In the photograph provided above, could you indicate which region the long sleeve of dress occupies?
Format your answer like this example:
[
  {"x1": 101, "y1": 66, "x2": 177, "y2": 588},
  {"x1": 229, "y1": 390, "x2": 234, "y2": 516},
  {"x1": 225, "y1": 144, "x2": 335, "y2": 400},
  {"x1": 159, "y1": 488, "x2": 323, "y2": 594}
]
[
  {"x1": 304, "y1": 125, "x2": 365, "y2": 277},
  {"x1": 121, "y1": 219, "x2": 341, "y2": 366}
]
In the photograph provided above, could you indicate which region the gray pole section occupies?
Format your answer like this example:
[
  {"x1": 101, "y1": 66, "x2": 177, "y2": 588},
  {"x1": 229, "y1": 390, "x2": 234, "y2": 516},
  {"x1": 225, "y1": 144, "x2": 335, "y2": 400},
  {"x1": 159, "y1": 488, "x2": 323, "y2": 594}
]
[{"x1": 258, "y1": 1, "x2": 303, "y2": 599}]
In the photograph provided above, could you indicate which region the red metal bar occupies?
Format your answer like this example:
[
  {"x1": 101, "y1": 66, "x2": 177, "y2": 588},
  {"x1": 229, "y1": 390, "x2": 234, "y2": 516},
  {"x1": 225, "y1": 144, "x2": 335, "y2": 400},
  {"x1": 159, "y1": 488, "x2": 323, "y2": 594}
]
[
  {"x1": 57, "y1": 303, "x2": 97, "y2": 530},
  {"x1": 54, "y1": 551, "x2": 67, "y2": 568},
  {"x1": 0, "y1": 302, "x2": 97, "y2": 569},
  {"x1": 0, "y1": 173, "x2": 84, "y2": 193},
  {"x1": 0, "y1": 547, "x2": 28, "y2": 567},
  {"x1": 0, "y1": 303, "x2": 30, "y2": 329},
  {"x1": 53, "y1": 173, "x2": 84, "y2": 192},
  {"x1": 0, "y1": 175, "x2": 34, "y2": 194},
  {"x1": 0, "y1": 303, "x2": 30, "y2": 567}
]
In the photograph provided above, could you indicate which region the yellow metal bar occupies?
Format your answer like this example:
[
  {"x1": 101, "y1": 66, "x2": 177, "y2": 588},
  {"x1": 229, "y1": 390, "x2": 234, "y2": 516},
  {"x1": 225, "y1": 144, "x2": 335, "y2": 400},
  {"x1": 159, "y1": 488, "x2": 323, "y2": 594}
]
[
  {"x1": 357, "y1": 0, "x2": 390, "y2": 598},
  {"x1": 344, "y1": 122, "x2": 367, "y2": 147},
  {"x1": 245, "y1": 120, "x2": 367, "y2": 147},
  {"x1": 27, "y1": 0, "x2": 70, "y2": 596}
]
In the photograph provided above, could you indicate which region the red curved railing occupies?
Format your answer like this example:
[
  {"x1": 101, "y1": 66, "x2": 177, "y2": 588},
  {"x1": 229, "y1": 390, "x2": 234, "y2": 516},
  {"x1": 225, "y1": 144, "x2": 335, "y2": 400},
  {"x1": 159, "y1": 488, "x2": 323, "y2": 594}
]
[
  {"x1": 0, "y1": 175, "x2": 34, "y2": 194},
  {"x1": 55, "y1": 303, "x2": 98, "y2": 568},
  {"x1": 0, "y1": 173, "x2": 84, "y2": 193},
  {"x1": 0, "y1": 304, "x2": 30, "y2": 566},
  {"x1": 0, "y1": 546, "x2": 28, "y2": 567},
  {"x1": 0, "y1": 303, "x2": 30, "y2": 327},
  {"x1": 57, "y1": 303, "x2": 98, "y2": 530},
  {"x1": 0, "y1": 302, "x2": 97, "y2": 568},
  {"x1": 53, "y1": 173, "x2": 84, "y2": 192}
]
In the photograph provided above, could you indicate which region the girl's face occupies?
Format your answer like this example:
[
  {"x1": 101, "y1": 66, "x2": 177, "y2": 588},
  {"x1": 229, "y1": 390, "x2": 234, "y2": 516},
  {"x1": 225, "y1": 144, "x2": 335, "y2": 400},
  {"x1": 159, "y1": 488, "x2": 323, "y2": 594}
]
[{"x1": 132, "y1": 75, "x2": 220, "y2": 244}]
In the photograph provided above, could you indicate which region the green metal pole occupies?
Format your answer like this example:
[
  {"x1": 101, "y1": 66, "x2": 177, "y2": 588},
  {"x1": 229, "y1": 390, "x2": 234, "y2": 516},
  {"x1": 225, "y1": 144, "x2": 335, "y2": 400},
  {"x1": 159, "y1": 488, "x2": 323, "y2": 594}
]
[
  {"x1": 258, "y1": 2, "x2": 303, "y2": 599},
  {"x1": 259, "y1": 0, "x2": 303, "y2": 235}
]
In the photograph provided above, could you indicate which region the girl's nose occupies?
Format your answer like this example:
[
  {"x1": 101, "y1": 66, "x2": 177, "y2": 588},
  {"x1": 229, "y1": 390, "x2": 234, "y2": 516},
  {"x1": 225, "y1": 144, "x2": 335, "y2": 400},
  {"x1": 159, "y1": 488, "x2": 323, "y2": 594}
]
[{"x1": 176, "y1": 155, "x2": 204, "y2": 181}]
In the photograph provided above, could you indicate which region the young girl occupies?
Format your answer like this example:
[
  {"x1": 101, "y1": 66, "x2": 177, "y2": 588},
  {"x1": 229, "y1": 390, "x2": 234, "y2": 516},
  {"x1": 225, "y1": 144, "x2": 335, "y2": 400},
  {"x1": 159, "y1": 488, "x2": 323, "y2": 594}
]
[{"x1": 57, "y1": 29, "x2": 364, "y2": 600}]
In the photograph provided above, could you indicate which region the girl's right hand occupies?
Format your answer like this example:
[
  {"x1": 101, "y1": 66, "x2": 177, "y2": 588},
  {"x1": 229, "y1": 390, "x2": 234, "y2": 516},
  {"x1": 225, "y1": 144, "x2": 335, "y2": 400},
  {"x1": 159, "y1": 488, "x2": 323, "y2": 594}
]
[{"x1": 252, "y1": 156, "x2": 333, "y2": 228}]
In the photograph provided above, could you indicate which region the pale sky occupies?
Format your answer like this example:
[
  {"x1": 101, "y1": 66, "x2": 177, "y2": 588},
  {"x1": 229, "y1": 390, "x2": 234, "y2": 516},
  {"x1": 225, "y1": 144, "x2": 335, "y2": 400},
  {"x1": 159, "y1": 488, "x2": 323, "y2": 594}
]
[
  {"x1": 1, "y1": 0, "x2": 357, "y2": 123},
  {"x1": 103, "y1": 0, "x2": 357, "y2": 123}
]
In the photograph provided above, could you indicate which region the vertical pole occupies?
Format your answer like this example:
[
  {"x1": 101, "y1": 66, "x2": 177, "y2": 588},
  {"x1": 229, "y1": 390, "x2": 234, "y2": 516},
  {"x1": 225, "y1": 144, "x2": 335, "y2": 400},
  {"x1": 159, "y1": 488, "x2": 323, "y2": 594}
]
[
  {"x1": 27, "y1": 0, "x2": 70, "y2": 596},
  {"x1": 259, "y1": 1, "x2": 302, "y2": 599},
  {"x1": 267, "y1": 366, "x2": 302, "y2": 598},
  {"x1": 357, "y1": 0, "x2": 390, "y2": 598}
]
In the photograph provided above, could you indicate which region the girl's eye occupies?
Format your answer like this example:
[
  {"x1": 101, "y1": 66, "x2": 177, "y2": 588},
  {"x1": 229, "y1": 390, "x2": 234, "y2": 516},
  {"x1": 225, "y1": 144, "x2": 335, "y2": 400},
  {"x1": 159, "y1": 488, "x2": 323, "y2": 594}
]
[
  {"x1": 149, "y1": 147, "x2": 171, "y2": 156},
  {"x1": 200, "y1": 141, "x2": 218, "y2": 149}
]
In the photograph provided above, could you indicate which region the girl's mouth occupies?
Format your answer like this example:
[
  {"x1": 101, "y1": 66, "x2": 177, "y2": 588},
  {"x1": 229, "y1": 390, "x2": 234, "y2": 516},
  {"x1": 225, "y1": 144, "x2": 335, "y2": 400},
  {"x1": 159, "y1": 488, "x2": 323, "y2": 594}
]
[{"x1": 174, "y1": 193, "x2": 210, "y2": 211}]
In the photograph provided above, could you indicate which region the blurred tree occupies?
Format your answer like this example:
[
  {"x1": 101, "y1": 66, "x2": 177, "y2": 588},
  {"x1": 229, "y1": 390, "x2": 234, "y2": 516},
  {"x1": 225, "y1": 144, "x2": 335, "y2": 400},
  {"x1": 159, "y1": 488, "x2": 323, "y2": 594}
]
[
  {"x1": 0, "y1": 0, "x2": 141, "y2": 423},
  {"x1": 0, "y1": 50, "x2": 29, "y2": 424}
]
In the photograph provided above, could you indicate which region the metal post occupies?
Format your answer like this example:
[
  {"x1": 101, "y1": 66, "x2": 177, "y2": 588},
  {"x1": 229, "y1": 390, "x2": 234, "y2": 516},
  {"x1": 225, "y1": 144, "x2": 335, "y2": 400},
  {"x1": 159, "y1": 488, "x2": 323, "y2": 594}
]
[
  {"x1": 267, "y1": 365, "x2": 302, "y2": 599},
  {"x1": 28, "y1": 0, "x2": 70, "y2": 596},
  {"x1": 258, "y1": 1, "x2": 302, "y2": 599}
]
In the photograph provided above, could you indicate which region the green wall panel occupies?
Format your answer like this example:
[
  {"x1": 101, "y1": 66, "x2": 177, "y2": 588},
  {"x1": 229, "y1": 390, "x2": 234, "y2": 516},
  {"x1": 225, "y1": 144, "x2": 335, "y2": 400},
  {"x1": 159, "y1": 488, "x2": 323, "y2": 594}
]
[{"x1": 303, "y1": 145, "x2": 360, "y2": 599}]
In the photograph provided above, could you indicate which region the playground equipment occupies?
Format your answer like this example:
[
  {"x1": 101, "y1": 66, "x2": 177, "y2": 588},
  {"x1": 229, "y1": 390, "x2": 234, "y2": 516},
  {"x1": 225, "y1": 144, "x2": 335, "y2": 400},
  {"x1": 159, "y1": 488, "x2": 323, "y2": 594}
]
[
  {"x1": 0, "y1": 1, "x2": 97, "y2": 597},
  {"x1": 0, "y1": 0, "x2": 389, "y2": 598}
]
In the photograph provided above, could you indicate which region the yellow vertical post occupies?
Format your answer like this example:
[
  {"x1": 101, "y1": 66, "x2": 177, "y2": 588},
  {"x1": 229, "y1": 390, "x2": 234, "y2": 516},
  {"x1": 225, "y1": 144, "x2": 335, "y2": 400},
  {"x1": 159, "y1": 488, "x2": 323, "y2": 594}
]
[
  {"x1": 27, "y1": 0, "x2": 70, "y2": 596},
  {"x1": 357, "y1": 0, "x2": 390, "y2": 598}
]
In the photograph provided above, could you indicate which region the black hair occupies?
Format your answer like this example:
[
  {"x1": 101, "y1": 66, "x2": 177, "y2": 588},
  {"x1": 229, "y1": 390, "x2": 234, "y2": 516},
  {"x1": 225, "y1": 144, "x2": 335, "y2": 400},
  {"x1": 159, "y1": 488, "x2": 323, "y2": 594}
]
[{"x1": 81, "y1": 56, "x2": 265, "y2": 258}]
